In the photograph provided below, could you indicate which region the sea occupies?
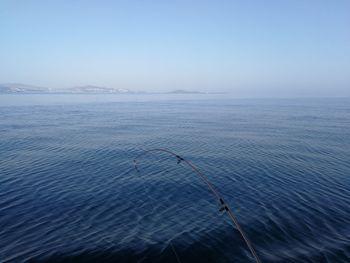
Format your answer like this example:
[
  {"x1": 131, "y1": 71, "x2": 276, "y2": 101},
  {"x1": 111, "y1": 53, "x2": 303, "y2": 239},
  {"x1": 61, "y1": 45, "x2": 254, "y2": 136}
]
[{"x1": 0, "y1": 94, "x2": 349, "y2": 263}]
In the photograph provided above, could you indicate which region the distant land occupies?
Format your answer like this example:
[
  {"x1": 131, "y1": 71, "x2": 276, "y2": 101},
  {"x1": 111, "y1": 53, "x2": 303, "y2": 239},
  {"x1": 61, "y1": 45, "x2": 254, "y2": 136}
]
[
  {"x1": 167, "y1": 89, "x2": 203, "y2": 94},
  {"x1": 0, "y1": 84, "x2": 132, "y2": 94},
  {"x1": 0, "y1": 83, "x2": 49, "y2": 93},
  {"x1": 0, "y1": 83, "x2": 207, "y2": 94}
]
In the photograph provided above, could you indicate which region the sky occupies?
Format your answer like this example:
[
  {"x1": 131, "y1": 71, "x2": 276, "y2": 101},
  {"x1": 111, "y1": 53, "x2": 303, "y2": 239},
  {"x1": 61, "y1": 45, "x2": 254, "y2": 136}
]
[{"x1": 0, "y1": 0, "x2": 349, "y2": 96}]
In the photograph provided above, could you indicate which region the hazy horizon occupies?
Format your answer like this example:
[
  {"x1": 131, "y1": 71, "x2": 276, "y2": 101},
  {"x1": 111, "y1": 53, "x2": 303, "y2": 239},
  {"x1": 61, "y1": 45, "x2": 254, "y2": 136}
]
[{"x1": 1, "y1": 1, "x2": 349, "y2": 97}]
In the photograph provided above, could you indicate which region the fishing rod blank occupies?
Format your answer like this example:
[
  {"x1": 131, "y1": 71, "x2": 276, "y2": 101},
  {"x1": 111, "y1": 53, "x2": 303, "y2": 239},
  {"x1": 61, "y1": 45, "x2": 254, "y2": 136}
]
[{"x1": 133, "y1": 148, "x2": 262, "y2": 263}]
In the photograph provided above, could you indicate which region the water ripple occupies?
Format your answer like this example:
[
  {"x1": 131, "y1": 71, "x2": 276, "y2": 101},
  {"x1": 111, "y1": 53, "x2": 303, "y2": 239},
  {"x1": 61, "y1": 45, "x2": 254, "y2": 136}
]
[{"x1": 0, "y1": 98, "x2": 349, "y2": 262}]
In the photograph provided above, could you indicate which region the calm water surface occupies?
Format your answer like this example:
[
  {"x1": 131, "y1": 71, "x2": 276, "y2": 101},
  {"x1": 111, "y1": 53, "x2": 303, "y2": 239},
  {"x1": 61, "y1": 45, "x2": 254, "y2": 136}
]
[{"x1": 0, "y1": 95, "x2": 349, "y2": 262}]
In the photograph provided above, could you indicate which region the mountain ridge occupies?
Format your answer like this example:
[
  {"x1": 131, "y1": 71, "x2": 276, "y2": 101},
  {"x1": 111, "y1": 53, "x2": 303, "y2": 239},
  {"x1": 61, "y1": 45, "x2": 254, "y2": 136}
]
[{"x1": 0, "y1": 83, "x2": 207, "y2": 94}]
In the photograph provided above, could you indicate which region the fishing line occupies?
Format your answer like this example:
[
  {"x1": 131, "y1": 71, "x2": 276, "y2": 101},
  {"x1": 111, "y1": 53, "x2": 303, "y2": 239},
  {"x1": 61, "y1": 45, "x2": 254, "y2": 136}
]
[
  {"x1": 136, "y1": 160, "x2": 182, "y2": 263},
  {"x1": 133, "y1": 148, "x2": 262, "y2": 263}
]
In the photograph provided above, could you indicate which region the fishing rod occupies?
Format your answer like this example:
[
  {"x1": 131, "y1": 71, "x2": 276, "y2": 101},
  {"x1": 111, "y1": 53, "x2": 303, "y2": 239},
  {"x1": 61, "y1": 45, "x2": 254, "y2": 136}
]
[{"x1": 133, "y1": 148, "x2": 262, "y2": 263}]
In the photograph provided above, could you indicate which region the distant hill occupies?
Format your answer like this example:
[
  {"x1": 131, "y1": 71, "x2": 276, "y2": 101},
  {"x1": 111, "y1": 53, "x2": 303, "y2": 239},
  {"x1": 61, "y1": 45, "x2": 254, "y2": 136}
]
[
  {"x1": 0, "y1": 83, "x2": 49, "y2": 93},
  {"x1": 167, "y1": 89, "x2": 204, "y2": 94},
  {"x1": 0, "y1": 84, "x2": 132, "y2": 94},
  {"x1": 0, "y1": 84, "x2": 208, "y2": 94},
  {"x1": 66, "y1": 85, "x2": 132, "y2": 93}
]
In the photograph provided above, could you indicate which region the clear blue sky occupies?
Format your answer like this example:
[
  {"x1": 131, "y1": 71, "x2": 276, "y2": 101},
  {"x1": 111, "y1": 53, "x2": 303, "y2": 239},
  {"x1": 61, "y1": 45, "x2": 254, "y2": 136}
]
[{"x1": 1, "y1": 0, "x2": 349, "y2": 96}]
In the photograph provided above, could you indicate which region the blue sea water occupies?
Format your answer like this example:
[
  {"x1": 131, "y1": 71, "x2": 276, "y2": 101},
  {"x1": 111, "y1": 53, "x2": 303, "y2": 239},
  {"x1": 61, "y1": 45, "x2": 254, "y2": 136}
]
[{"x1": 0, "y1": 94, "x2": 349, "y2": 263}]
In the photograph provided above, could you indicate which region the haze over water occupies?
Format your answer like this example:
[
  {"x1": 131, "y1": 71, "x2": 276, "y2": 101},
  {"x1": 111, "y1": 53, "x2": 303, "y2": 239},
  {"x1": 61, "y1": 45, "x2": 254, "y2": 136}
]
[
  {"x1": 0, "y1": 94, "x2": 349, "y2": 262},
  {"x1": 1, "y1": 1, "x2": 350, "y2": 95}
]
